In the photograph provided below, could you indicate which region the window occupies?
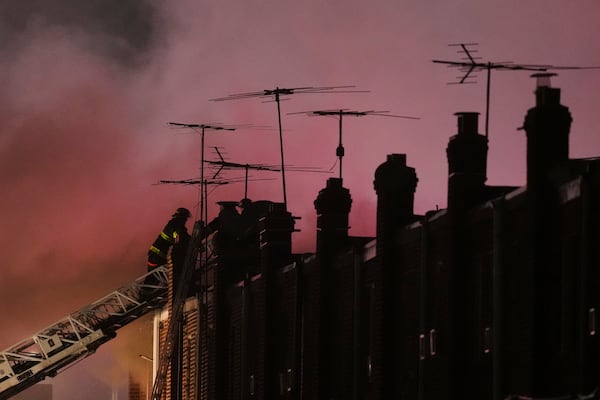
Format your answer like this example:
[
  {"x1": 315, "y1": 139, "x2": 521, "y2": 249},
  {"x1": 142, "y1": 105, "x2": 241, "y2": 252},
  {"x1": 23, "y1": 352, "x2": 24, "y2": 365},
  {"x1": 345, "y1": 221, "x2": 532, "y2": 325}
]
[
  {"x1": 429, "y1": 329, "x2": 437, "y2": 357},
  {"x1": 483, "y1": 327, "x2": 492, "y2": 354},
  {"x1": 419, "y1": 334, "x2": 427, "y2": 360},
  {"x1": 249, "y1": 374, "x2": 255, "y2": 396}
]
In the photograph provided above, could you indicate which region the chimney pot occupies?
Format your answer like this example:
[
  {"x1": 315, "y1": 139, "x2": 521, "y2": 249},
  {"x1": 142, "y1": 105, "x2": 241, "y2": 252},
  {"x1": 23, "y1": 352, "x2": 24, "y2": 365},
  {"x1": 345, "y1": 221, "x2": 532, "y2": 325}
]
[
  {"x1": 326, "y1": 177, "x2": 343, "y2": 189},
  {"x1": 532, "y1": 72, "x2": 557, "y2": 89},
  {"x1": 532, "y1": 73, "x2": 561, "y2": 106},
  {"x1": 387, "y1": 153, "x2": 406, "y2": 165},
  {"x1": 454, "y1": 112, "x2": 480, "y2": 135}
]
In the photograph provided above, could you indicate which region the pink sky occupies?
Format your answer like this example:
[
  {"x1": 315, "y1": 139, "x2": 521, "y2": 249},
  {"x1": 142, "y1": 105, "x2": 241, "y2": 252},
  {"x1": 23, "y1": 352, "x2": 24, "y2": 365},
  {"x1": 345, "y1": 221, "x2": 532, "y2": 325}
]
[{"x1": 1, "y1": 0, "x2": 599, "y2": 397}]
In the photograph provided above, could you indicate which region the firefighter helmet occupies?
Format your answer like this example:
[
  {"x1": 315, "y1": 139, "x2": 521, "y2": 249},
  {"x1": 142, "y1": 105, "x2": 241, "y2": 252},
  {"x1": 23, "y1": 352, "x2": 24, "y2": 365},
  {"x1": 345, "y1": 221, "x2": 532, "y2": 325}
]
[{"x1": 173, "y1": 207, "x2": 191, "y2": 219}]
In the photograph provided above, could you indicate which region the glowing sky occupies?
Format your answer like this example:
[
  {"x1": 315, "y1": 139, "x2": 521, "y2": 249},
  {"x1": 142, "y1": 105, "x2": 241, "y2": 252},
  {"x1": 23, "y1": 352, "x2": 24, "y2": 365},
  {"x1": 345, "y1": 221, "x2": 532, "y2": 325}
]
[{"x1": 1, "y1": 0, "x2": 599, "y2": 397}]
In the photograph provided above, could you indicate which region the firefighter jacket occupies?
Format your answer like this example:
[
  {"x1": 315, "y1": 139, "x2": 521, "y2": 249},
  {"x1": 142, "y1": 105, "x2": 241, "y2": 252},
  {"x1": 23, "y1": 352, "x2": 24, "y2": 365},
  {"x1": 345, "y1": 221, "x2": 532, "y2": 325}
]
[{"x1": 147, "y1": 217, "x2": 190, "y2": 268}]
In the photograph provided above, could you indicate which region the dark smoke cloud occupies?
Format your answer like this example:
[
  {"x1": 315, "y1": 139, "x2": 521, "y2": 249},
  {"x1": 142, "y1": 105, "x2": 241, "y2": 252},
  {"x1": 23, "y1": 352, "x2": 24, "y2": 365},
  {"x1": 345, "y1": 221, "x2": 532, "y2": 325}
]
[
  {"x1": 0, "y1": 0, "x2": 162, "y2": 67},
  {"x1": 0, "y1": 2, "x2": 190, "y2": 395},
  {"x1": 0, "y1": 0, "x2": 182, "y2": 347}
]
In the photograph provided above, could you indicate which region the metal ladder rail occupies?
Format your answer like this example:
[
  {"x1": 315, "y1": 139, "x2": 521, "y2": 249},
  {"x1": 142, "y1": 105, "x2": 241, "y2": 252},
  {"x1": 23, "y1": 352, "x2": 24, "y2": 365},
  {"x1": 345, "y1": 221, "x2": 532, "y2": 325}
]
[
  {"x1": 76, "y1": 267, "x2": 169, "y2": 331},
  {"x1": 151, "y1": 222, "x2": 202, "y2": 400}
]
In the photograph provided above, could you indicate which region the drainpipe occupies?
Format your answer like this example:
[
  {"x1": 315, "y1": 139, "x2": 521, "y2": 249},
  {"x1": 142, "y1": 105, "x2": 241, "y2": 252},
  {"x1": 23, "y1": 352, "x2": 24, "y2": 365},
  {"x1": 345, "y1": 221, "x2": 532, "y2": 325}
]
[
  {"x1": 492, "y1": 197, "x2": 505, "y2": 400},
  {"x1": 578, "y1": 171, "x2": 590, "y2": 392},
  {"x1": 241, "y1": 283, "x2": 248, "y2": 400},
  {"x1": 195, "y1": 294, "x2": 201, "y2": 400},
  {"x1": 418, "y1": 215, "x2": 430, "y2": 400},
  {"x1": 352, "y1": 245, "x2": 363, "y2": 400}
]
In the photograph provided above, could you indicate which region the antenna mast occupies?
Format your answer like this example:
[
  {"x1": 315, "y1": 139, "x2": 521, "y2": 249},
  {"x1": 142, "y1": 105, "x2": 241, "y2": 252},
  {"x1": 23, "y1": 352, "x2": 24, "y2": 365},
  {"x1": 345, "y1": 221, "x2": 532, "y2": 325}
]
[
  {"x1": 211, "y1": 85, "x2": 365, "y2": 210},
  {"x1": 290, "y1": 109, "x2": 418, "y2": 179},
  {"x1": 168, "y1": 122, "x2": 236, "y2": 230},
  {"x1": 433, "y1": 43, "x2": 546, "y2": 138}
]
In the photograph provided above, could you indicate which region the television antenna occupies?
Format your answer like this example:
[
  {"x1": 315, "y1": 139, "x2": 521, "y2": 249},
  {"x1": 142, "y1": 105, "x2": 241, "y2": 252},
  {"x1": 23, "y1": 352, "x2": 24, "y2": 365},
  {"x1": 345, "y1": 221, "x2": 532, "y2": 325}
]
[
  {"x1": 206, "y1": 146, "x2": 329, "y2": 199},
  {"x1": 167, "y1": 122, "x2": 238, "y2": 232},
  {"x1": 289, "y1": 109, "x2": 419, "y2": 180},
  {"x1": 433, "y1": 43, "x2": 549, "y2": 138},
  {"x1": 157, "y1": 177, "x2": 234, "y2": 186},
  {"x1": 433, "y1": 43, "x2": 600, "y2": 137},
  {"x1": 210, "y1": 85, "x2": 366, "y2": 210}
]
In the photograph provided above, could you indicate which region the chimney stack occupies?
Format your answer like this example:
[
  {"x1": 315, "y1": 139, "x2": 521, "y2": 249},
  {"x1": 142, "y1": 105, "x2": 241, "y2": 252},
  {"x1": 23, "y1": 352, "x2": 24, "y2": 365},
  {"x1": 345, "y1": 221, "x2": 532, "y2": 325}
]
[
  {"x1": 314, "y1": 177, "x2": 352, "y2": 256},
  {"x1": 446, "y1": 112, "x2": 488, "y2": 211},
  {"x1": 373, "y1": 154, "x2": 418, "y2": 252},
  {"x1": 259, "y1": 202, "x2": 296, "y2": 272},
  {"x1": 522, "y1": 73, "x2": 572, "y2": 190},
  {"x1": 521, "y1": 74, "x2": 573, "y2": 395},
  {"x1": 373, "y1": 155, "x2": 418, "y2": 399}
]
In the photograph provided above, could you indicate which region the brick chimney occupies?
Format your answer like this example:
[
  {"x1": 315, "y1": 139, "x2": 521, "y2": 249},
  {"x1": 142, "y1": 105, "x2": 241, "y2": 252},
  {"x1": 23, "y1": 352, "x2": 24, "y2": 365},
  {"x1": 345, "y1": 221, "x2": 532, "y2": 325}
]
[
  {"x1": 314, "y1": 177, "x2": 352, "y2": 256},
  {"x1": 374, "y1": 153, "x2": 418, "y2": 232},
  {"x1": 446, "y1": 112, "x2": 488, "y2": 211},
  {"x1": 373, "y1": 153, "x2": 418, "y2": 258},
  {"x1": 373, "y1": 154, "x2": 418, "y2": 398},
  {"x1": 258, "y1": 202, "x2": 296, "y2": 272},
  {"x1": 522, "y1": 73, "x2": 572, "y2": 191},
  {"x1": 522, "y1": 73, "x2": 572, "y2": 395}
]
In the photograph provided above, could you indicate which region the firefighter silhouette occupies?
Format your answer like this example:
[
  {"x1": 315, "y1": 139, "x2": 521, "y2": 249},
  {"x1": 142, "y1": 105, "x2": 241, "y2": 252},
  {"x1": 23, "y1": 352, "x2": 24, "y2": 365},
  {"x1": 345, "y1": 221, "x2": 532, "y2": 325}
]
[{"x1": 147, "y1": 207, "x2": 192, "y2": 271}]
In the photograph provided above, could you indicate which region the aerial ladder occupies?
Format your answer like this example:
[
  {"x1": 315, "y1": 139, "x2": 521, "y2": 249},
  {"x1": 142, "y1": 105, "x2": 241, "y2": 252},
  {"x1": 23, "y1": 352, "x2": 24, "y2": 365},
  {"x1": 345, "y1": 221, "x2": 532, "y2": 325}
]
[{"x1": 0, "y1": 266, "x2": 169, "y2": 400}]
